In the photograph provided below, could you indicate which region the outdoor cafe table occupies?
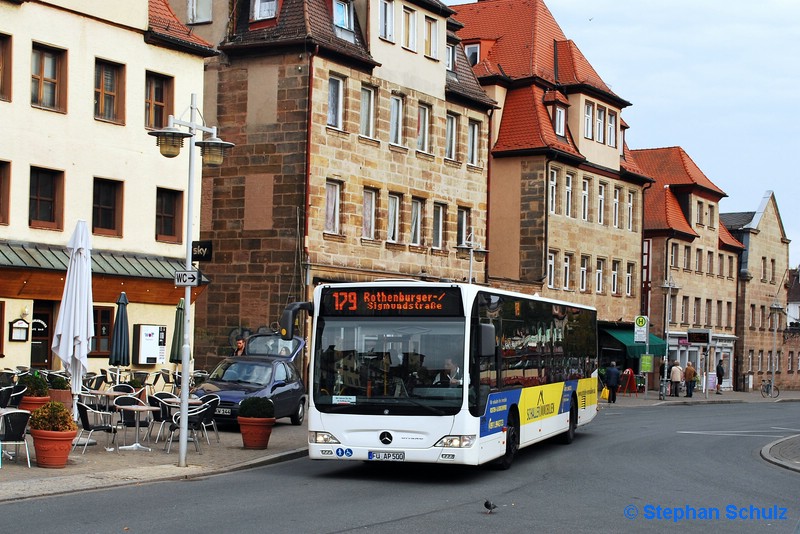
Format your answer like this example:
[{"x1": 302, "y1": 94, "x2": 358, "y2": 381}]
[
  {"x1": 116, "y1": 405, "x2": 159, "y2": 452},
  {"x1": 85, "y1": 389, "x2": 127, "y2": 411}
]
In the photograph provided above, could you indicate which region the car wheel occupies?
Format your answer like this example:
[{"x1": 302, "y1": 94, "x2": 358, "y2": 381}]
[{"x1": 290, "y1": 399, "x2": 305, "y2": 425}]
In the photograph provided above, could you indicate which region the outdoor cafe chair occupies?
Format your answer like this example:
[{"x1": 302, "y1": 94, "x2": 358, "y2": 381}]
[
  {"x1": 160, "y1": 369, "x2": 176, "y2": 394},
  {"x1": 73, "y1": 402, "x2": 117, "y2": 454},
  {"x1": 8, "y1": 385, "x2": 26, "y2": 409},
  {"x1": 113, "y1": 395, "x2": 148, "y2": 447},
  {"x1": 111, "y1": 383, "x2": 135, "y2": 394},
  {"x1": 164, "y1": 401, "x2": 213, "y2": 454},
  {"x1": 0, "y1": 386, "x2": 13, "y2": 409},
  {"x1": 0, "y1": 370, "x2": 15, "y2": 387},
  {"x1": 145, "y1": 395, "x2": 171, "y2": 443},
  {"x1": 197, "y1": 394, "x2": 220, "y2": 444},
  {"x1": 0, "y1": 409, "x2": 31, "y2": 468}
]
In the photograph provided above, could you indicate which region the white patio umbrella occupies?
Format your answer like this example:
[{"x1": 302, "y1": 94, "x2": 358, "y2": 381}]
[{"x1": 52, "y1": 220, "x2": 95, "y2": 420}]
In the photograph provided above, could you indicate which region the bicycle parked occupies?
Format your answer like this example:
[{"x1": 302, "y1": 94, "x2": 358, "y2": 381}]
[{"x1": 761, "y1": 379, "x2": 780, "y2": 398}]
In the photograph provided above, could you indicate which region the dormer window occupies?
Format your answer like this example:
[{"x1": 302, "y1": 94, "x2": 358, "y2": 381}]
[
  {"x1": 465, "y1": 43, "x2": 479, "y2": 66},
  {"x1": 334, "y1": 0, "x2": 355, "y2": 42},
  {"x1": 252, "y1": 0, "x2": 277, "y2": 20},
  {"x1": 554, "y1": 106, "x2": 565, "y2": 136},
  {"x1": 446, "y1": 44, "x2": 455, "y2": 70}
]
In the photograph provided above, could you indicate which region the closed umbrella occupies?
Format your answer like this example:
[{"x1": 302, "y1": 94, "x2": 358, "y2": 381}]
[
  {"x1": 169, "y1": 298, "x2": 186, "y2": 365},
  {"x1": 108, "y1": 292, "x2": 130, "y2": 384},
  {"x1": 51, "y1": 220, "x2": 94, "y2": 420}
]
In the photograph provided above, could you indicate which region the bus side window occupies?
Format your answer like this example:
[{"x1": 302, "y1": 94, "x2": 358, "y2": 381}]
[{"x1": 470, "y1": 322, "x2": 496, "y2": 416}]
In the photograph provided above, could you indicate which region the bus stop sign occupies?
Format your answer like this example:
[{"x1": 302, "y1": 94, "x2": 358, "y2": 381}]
[{"x1": 634, "y1": 315, "x2": 648, "y2": 343}]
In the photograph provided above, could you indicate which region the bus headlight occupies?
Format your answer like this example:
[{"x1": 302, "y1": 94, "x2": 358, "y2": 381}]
[
  {"x1": 435, "y1": 435, "x2": 476, "y2": 448},
  {"x1": 309, "y1": 431, "x2": 340, "y2": 444}
]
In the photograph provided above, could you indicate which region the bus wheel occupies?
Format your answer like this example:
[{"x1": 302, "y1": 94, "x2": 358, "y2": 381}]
[
  {"x1": 560, "y1": 398, "x2": 577, "y2": 444},
  {"x1": 495, "y1": 411, "x2": 519, "y2": 470}
]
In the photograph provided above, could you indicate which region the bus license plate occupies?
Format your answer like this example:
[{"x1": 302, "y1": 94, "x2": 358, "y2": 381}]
[{"x1": 368, "y1": 451, "x2": 405, "y2": 461}]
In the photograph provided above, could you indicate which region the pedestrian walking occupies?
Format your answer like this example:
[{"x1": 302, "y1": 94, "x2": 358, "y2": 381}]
[
  {"x1": 684, "y1": 361, "x2": 696, "y2": 398},
  {"x1": 716, "y1": 359, "x2": 725, "y2": 395},
  {"x1": 605, "y1": 361, "x2": 620, "y2": 403},
  {"x1": 670, "y1": 360, "x2": 683, "y2": 397}
]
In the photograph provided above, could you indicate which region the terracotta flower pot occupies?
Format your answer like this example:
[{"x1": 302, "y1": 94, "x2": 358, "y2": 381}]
[
  {"x1": 49, "y1": 389, "x2": 74, "y2": 411},
  {"x1": 18, "y1": 395, "x2": 51, "y2": 413},
  {"x1": 237, "y1": 416, "x2": 275, "y2": 449},
  {"x1": 30, "y1": 428, "x2": 79, "y2": 468}
]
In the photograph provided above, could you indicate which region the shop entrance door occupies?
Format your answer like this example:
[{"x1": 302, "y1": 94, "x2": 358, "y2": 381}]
[{"x1": 30, "y1": 302, "x2": 53, "y2": 370}]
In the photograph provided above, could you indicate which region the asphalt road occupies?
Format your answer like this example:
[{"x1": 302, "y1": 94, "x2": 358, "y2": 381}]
[{"x1": 4, "y1": 402, "x2": 800, "y2": 533}]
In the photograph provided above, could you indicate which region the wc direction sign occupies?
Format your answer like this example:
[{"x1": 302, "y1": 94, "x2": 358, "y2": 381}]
[
  {"x1": 174, "y1": 269, "x2": 201, "y2": 287},
  {"x1": 634, "y1": 315, "x2": 648, "y2": 343}
]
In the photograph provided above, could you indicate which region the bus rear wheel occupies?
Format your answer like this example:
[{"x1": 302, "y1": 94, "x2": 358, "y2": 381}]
[
  {"x1": 560, "y1": 398, "x2": 577, "y2": 444},
  {"x1": 495, "y1": 411, "x2": 519, "y2": 470}
]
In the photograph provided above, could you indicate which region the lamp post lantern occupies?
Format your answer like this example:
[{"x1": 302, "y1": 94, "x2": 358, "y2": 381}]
[
  {"x1": 455, "y1": 231, "x2": 487, "y2": 283},
  {"x1": 770, "y1": 301, "x2": 783, "y2": 395},
  {"x1": 149, "y1": 93, "x2": 233, "y2": 467}
]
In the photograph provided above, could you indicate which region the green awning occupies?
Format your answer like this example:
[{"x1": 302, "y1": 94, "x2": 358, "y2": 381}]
[{"x1": 602, "y1": 328, "x2": 666, "y2": 359}]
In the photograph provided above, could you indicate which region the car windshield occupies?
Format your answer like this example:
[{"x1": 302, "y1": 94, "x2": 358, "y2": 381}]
[
  {"x1": 246, "y1": 334, "x2": 300, "y2": 357},
  {"x1": 210, "y1": 360, "x2": 273, "y2": 386},
  {"x1": 313, "y1": 317, "x2": 466, "y2": 416}
]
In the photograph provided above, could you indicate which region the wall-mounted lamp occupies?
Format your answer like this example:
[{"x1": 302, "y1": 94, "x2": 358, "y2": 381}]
[{"x1": 20, "y1": 306, "x2": 29, "y2": 320}]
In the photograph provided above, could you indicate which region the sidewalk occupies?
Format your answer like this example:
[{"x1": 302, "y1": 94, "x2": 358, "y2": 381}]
[{"x1": 1, "y1": 389, "x2": 798, "y2": 503}]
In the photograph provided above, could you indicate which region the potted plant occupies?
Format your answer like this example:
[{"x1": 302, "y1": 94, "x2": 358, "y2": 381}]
[
  {"x1": 18, "y1": 371, "x2": 50, "y2": 413},
  {"x1": 237, "y1": 397, "x2": 275, "y2": 450},
  {"x1": 48, "y1": 374, "x2": 73, "y2": 410},
  {"x1": 30, "y1": 400, "x2": 79, "y2": 468}
]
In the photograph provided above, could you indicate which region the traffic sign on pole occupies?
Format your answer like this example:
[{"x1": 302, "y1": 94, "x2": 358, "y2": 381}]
[
  {"x1": 634, "y1": 315, "x2": 648, "y2": 343},
  {"x1": 174, "y1": 270, "x2": 201, "y2": 287}
]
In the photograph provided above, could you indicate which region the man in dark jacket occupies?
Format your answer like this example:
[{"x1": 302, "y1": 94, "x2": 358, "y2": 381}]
[
  {"x1": 605, "y1": 361, "x2": 621, "y2": 403},
  {"x1": 716, "y1": 359, "x2": 725, "y2": 395}
]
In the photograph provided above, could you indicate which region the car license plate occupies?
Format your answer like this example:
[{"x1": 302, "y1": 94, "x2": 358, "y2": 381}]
[
  {"x1": 215, "y1": 407, "x2": 231, "y2": 415},
  {"x1": 368, "y1": 451, "x2": 404, "y2": 461}
]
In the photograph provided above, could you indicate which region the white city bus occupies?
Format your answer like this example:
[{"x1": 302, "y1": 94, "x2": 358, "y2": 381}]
[{"x1": 280, "y1": 280, "x2": 598, "y2": 468}]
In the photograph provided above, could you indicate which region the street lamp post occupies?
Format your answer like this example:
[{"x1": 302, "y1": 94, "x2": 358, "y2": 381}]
[
  {"x1": 660, "y1": 277, "x2": 680, "y2": 400},
  {"x1": 455, "y1": 231, "x2": 488, "y2": 283},
  {"x1": 770, "y1": 301, "x2": 783, "y2": 395},
  {"x1": 149, "y1": 93, "x2": 233, "y2": 467}
]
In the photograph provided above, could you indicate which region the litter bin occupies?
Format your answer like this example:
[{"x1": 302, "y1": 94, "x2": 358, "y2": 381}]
[
  {"x1": 738, "y1": 374, "x2": 749, "y2": 392},
  {"x1": 659, "y1": 378, "x2": 668, "y2": 400}
]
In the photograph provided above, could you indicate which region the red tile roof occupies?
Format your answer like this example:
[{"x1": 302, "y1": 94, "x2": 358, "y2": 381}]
[
  {"x1": 630, "y1": 147, "x2": 727, "y2": 198},
  {"x1": 147, "y1": 0, "x2": 215, "y2": 55},
  {"x1": 718, "y1": 222, "x2": 745, "y2": 251},
  {"x1": 643, "y1": 183, "x2": 698, "y2": 237}
]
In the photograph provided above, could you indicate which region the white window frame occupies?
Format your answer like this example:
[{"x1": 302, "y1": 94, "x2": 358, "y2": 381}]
[
  {"x1": 327, "y1": 76, "x2": 344, "y2": 129},
  {"x1": 548, "y1": 169, "x2": 557, "y2": 214},
  {"x1": 611, "y1": 260, "x2": 620, "y2": 294},
  {"x1": 252, "y1": 0, "x2": 277, "y2": 20},
  {"x1": 445, "y1": 113, "x2": 457, "y2": 160},
  {"x1": 402, "y1": 7, "x2": 417, "y2": 51},
  {"x1": 554, "y1": 106, "x2": 565, "y2": 136},
  {"x1": 565, "y1": 174, "x2": 572, "y2": 218},
  {"x1": 580, "y1": 256, "x2": 588, "y2": 292},
  {"x1": 334, "y1": 0, "x2": 354, "y2": 30},
  {"x1": 467, "y1": 119, "x2": 479, "y2": 166},
  {"x1": 683, "y1": 245, "x2": 691, "y2": 270},
  {"x1": 457, "y1": 207, "x2": 469, "y2": 246},
  {"x1": 595, "y1": 259, "x2": 604, "y2": 294},
  {"x1": 596, "y1": 106, "x2": 605, "y2": 144},
  {"x1": 464, "y1": 43, "x2": 479, "y2": 66},
  {"x1": 410, "y1": 198, "x2": 422, "y2": 246},
  {"x1": 547, "y1": 252, "x2": 555, "y2": 288},
  {"x1": 189, "y1": 0, "x2": 213, "y2": 23},
  {"x1": 324, "y1": 181, "x2": 340, "y2": 234},
  {"x1": 432, "y1": 203, "x2": 444, "y2": 249},
  {"x1": 424, "y1": 17, "x2": 438, "y2": 58},
  {"x1": 607, "y1": 111, "x2": 617, "y2": 147},
  {"x1": 597, "y1": 183, "x2": 605, "y2": 225},
  {"x1": 581, "y1": 179, "x2": 589, "y2": 221},
  {"x1": 626, "y1": 263, "x2": 634, "y2": 296},
  {"x1": 362, "y1": 188, "x2": 376, "y2": 240},
  {"x1": 563, "y1": 255, "x2": 571, "y2": 290},
  {"x1": 584, "y1": 102, "x2": 593, "y2": 139},
  {"x1": 612, "y1": 187, "x2": 620, "y2": 228},
  {"x1": 359, "y1": 86, "x2": 375, "y2": 138},
  {"x1": 387, "y1": 193, "x2": 401, "y2": 243},
  {"x1": 417, "y1": 104, "x2": 430, "y2": 153},
  {"x1": 379, "y1": 0, "x2": 394, "y2": 41},
  {"x1": 389, "y1": 95, "x2": 404, "y2": 145},
  {"x1": 627, "y1": 191, "x2": 634, "y2": 231},
  {"x1": 446, "y1": 44, "x2": 454, "y2": 70}
]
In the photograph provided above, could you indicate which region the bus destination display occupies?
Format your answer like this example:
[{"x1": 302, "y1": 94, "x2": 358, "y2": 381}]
[{"x1": 320, "y1": 286, "x2": 463, "y2": 317}]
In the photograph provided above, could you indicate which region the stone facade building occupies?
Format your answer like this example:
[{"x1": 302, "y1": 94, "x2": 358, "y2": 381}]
[
  {"x1": 634, "y1": 147, "x2": 744, "y2": 390},
  {"x1": 722, "y1": 192, "x2": 797, "y2": 392}
]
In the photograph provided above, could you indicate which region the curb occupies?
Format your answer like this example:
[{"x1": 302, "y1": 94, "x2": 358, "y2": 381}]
[{"x1": 760, "y1": 435, "x2": 800, "y2": 474}]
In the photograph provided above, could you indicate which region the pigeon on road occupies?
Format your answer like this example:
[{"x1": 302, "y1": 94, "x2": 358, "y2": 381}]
[{"x1": 484, "y1": 500, "x2": 498, "y2": 514}]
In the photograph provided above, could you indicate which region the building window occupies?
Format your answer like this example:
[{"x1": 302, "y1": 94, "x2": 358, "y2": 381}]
[
  {"x1": 92, "y1": 178, "x2": 122, "y2": 237},
  {"x1": 467, "y1": 120, "x2": 479, "y2": 166},
  {"x1": 565, "y1": 174, "x2": 573, "y2": 218},
  {"x1": 252, "y1": 0, "x2": 277, "y2": 19},
  {"x1": 626, "y1": 262, "x2": 635, "y2": 296},
  {"x1": 596, "y1": 106, "x2": 605, "y2": 144},
  {"x1": 31, "y1": 44, "x2": 66, "y2": 111},
  {"x1": 749, "y1": 304, "x2": 755, "y2": 328},
  {"x1": 683, "y1": 245, "x2": 691, "y2": 270},
  {"x1": 445, "y1": 44, "x2": 454, "y2": 70},
  {"x1": 695, "y1": 248, "x2": 702, "y2": 272},
  {"x1": 626, "y1": 191, "x2": 634, "y2": 231},
  {"x1": 359, "y1": 86, "x2": 375, "y2": 138},
  {"x1": 188, "y1": 0, "x2": 212, "y2": 23},
  {"x1": 728, "y1": 256, "x2": 734, "y2": 278},
  {"x1": 612, "y1": 187, "x2": 620, "y2": 228},
  {"x1": 0, "y1": 34, "x2": 10, "y2": 102},
  {"x1": 716, "y1": 300, "x2": 723, "y2": 328},
  {"x1": 670, "y1": 243, "x2": 678, "y2": 268},
  {"x1": 696, "y1": 200, "x2": 704, "y2": 225},
  {"x1": 748, "y1": 350, "x2": 753, "y2": 372},
  {"x1": 708, "y1": 204, "x2": 715, "y2": 228},
  {"x1": 457, "y1": 207, "x2": 469, "y2": 246},
  {"x1": 595, "y1": 259, "x2": 604, "y2": 294},
  {"x1": 547, "y1": 252, "x2": 555, "y2": 289},
  {"x1": 464, "y1": 43, "x2": 479, "y2": 66},
  {"x1": 0, "y1": 161, "x2": 9, "y2": 225},
  {"x1": 424, "y1": 17, "x2": 438, "y2": 58},
  {"x1": 410, "y1": 198, "x2": 423, "y2": 246},
  {"x1": 693, "y1": 298, "x2": 701, "y2": 326},
  {"x1": 554, "y1": 106, "x2": 565, "y2": 136},
  {"x1": 445, "y1": 113, "x2": 457, "y2": 160},
  {"x1": 402, "y1": 7, "x2": 417, "y2": 51},
  {"x1": 789, "y1": 351, "x2": 794, "y2": 372},
  {"x1": 580, "y1": 256, "x2": 589, "y2": 292},
  {"x1": 94, "y1": 60, "x2": 124, "y2": 123},
  {"x1": 327, "y1": 76, "x2": 344, "y2": 129},
  {"x1": 597, "y1": 183, "x2": 605, "y2": 225},
  {"x1": 333, "y1": 0, "x2": 353, "y2": 30},
  {"x1": 726, "y1": 301, "x2": 732, "y2": 328},
  {"x1": 757, "y1": 351, "x2": 763, "y2": 372},
  {"x1": 607, "y1": 111, "x2": 617, "y2": 147},
  {"x1": 761, "y1": 256, "x2": 767, "y2": 281},
  {"x1": 584, "y1": 102, "x2": 593, "y2": 139},
  {"x1": 432, "y1": 203, "x2": 445, "y2": 249},
  {"x1": 155, "y1": 188, "x2": 182, "y2": 242},
  {"x1": 379, "y1": 0, "x2": 394, "y2": 41},
  {"x1": 718, "y1": 253, "x2": 724, "y2": 277},
  {"x1": 670, "y1": 294, "x2": 677, "y2": 323},
  {"x1": 416, "y1": 104, "x2": 431, "y2": 153},
  {"x1": 770, "y1": 258, "x2": 776, "y2": 282},
  {"x1": 145, "y1": 72, "x2": 172, "y2": 129},
  {"x1": 29, "y1": 167, "x2": 63, "y2": 230},
  {"x1": 390, "y1": 95, "x2": 404, "y2": 145},
  {"x1": 611, "y1": 260, "x2": 620, "y2": 294},
  {"x1": 387, "y1": 194, "x2": 401, "y2": 242},
  {"x1": 563, "y1": 254, "x2": 572, "y2": 290},
  {"x1": 362, "y1": 188, "x2": 376, "y2": 240},
  {"x1": 324, "y1": 181, "x2": 341, "y2": 234},
  {"x1": 90, "y1": 307, "x2": 114, "y2": 355},
  {"x1": 707, "y1": 251, "x2": 714, "y2": 275},
  {"x1": 681, "y1": 296, "x2": 689, "y2": 323},
  {"x1": 548, "y1": 169, "x2": 557, "y2": 214},
  {"x1": 581, "y1": 179, "x2": 589, "y2": 221}
]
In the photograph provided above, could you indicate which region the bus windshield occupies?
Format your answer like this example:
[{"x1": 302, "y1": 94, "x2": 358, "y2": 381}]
[{"x1": 313, "y1": 316, "x2": 466, "y2": 416}]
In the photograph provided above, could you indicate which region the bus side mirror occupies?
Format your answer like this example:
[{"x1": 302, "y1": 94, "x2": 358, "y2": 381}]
[
  {"x1": 480, "y1": 323, "x2": 496, "y2": 358},
  {"x1": 279, "y1": 301, "x2": 313, "y2": 340}
]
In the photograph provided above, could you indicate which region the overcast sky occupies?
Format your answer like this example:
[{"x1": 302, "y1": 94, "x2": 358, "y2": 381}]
[{"x1": 447, "y1": 0, "x2": 800, "y2": 269}]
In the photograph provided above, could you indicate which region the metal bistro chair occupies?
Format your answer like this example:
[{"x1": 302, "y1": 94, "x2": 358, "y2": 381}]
[
  {"x1": 165, "y1": 401, "x2": 213, "y2": 454},
  {"x1": 197, "y1": 394, "x2": 221, "y2": 444},
  {"x1": 0, "y1": 409, "x2": 32, "y2": 468},
  {"x1": 8, "y1": 385, "x2": 26, "y2": 409},
  {"x1": 73, "y1": 402, "x2": 117, "y2": 454},
  {"x1": 113, "y1": 395, "x2": 147, "y2": 447},
  {"x1": 145, "y1": 395, "x2": 172, "y2": 444},
  {"x1": 0, "y1": 386, "x2": 13, "y2": 409},
  {"x1": 160, "y1": 369, "x2": 176, "y2": 394}
]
